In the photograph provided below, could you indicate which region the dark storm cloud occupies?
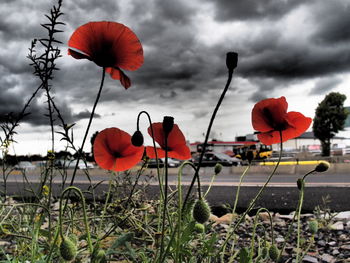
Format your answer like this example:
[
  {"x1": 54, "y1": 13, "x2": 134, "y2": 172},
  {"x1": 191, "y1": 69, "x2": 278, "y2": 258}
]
[
  {"x1": 1, "y1": 0, "x2": 350, "y2": 132},
  {"x1": 309, "y1": 77, "x2": 342, "y2": 95},
  {"x1": 311, "y1": 1, "x2": 350, "y2": 44},
  {"x1": 213, "y1": 0, "x2": 305, "y2": 21},
  {"x1": 73, "y1": 110, "x2": 101, "y2": 119}
]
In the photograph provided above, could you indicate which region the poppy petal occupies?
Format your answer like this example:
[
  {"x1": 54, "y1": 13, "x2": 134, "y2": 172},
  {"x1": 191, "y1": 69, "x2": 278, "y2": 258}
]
[
  {"x1": 68, "y1": 21, "x2": 143, "y2": 71},
  {"x1": 167, "y1": 125, "x2": 187, "y2": 148},
  {"x1": 105, "y1": 67, "x2": 131, "y2": 89},
  {"x1": 93, "y1": 127, "x2": 144, "y2": 171},
  {"x1": 252, "y1": 97, "x2": 288, "y2": 132},
  {"x1": 147, "y1": 123, "x2": 166, "y2": 148},
  {"x1": 146, "y1": 146, "x2": 165, "y2": 159},
  {"x1": 168, "y1": 144, "x2": 191, "y2": 160}
]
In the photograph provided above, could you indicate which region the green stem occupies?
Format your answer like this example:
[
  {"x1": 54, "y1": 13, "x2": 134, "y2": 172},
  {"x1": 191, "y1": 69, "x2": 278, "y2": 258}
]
[
  {"x1": 220, "y1": 131, "x2": 283, "y2": 254},
  {"x1": 182, "y1": 68, "x2": 234, "y2": 213},
  {"x1": 69, "y1": 67, "x2": 106, "y2": 187},
  {"x1": 97, "y1": 173, "x2": 113, "y2": 235},
  {"x1": 59, "y1": 186, "x2": 93, "y2": 253},
  {"x1": 159, "y1": 134, "x2": 169, "y2": 259},
  {"x1": 296, "y1": 180, "x2": 305, "y2": 263}
]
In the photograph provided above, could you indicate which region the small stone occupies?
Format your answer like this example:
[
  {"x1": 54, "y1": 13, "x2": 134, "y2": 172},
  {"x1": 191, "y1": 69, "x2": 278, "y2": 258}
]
[
  {"x1": 258, "y1": 212, "x2": 271, "y2": 222},
  {"x1": 275, "y1": 237, "x2": 285, "y2": 243},
  {"x1": 346, "y1": 221, "x2": 350, "y2": 229},
  {"x1": 0, "y1": 241, "x2": 11, "y2": 246},
  {"x1": 321, "y1": 253, "x2": 336, "y2": 263},
  {"x1": 317, "y1": 240, "x2": 326, "y2": 247},
  {"x1": 339, "y1": 234, "x2": 348, "y2": 241},
  {"x1": 214, "y1": 213, "x2": 237, "y2": 224},
  {"x1": 328, "y1": 241, "x2": 336, "y2": 246},
  {"x1": 332, "y1": 249, "x2": 340, "y2": 256},
  {"x1": 302, "y1": 255, "x2": 318, "y2": 263},
  {"x1": 329, "y1": 221, "x2": 344, "y2": 230},
  {"x1": 340, "y1": 244, "x2": 350, "y2": 250},
  {"x1": 334, "y1": 211, "x2": 350, "y2": 220},
  {"x1": 279, "y1": 214, "x2": 294, "y2": 220}
]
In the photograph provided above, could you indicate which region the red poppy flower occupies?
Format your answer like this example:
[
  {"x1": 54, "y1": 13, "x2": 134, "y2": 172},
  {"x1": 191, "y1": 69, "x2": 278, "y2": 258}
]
[
  {"x1": 68, "y1": 21, "x2": 144, "y2": 89},
  {"x1": 146, "y1": 123, "x2": 191, "y2": 160},
  {"x1": 252, "y1": 96, "x2": 312, "y2": 145},
  {"x1": 93, "y1": 128, "x2": 144, "y2": 171}
]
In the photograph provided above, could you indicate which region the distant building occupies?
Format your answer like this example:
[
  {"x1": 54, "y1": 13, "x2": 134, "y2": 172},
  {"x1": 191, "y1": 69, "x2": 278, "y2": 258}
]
[{"x1": 190, "y1": 131, "x2": 350, "y2": 154}]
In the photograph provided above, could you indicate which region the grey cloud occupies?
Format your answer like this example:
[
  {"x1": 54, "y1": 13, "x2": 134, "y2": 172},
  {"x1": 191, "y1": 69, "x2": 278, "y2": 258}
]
[
  {"x1": 73, "y1": 110, "x2": 101, "y2": 119},
  {"x1": 309, "y1": 77, "x2": 342, "y2": 95},
  {"x1": 213, "y1": 0, "x2": 306, "y2": 21},
  {"x1": 311, "y1": 0, "x2": 350, "y2": 44}
]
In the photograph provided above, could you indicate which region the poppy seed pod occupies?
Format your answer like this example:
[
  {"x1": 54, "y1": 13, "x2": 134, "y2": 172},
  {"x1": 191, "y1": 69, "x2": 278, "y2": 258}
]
[
  {"x1": 226, "y1": 52, "x2": 238, "y2": 71},
  {"x1": 60, "y1": 237, "x2": 77, "y2": 261},
  {"x1": 315, "y1": 161, "x2": 330, "y2": 173},
  {"x1": 268, "y1": 244, "x2": 279, "y2": 261},
  {"x1": 131, "y1": 130, "x2": 144, "y2": 147},
  {"x1": 192, "y1": 199, "x2": 211, "y2": 224},
  {"x1": 162, "y1": 116, "x2": 174, "y2": 136}
]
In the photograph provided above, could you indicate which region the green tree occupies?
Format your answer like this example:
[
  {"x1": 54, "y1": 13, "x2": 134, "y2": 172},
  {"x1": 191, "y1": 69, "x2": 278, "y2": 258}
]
[{"x1": 313, "y1": 92, "x2": 349, "y2": 156}]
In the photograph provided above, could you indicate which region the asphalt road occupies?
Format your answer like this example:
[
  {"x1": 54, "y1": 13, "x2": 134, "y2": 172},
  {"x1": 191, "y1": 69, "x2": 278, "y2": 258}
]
[{"x1": 1, "y1": 167, "x2": 350, "y2": 211}]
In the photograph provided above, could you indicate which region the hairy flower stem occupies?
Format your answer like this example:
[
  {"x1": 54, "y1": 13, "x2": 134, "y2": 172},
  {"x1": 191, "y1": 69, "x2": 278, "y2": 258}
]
[
  {"x1": 159, "y1": 134, "x2": 169, "y2": 259},
  {"x1": 182, "y1": 68, "x2": 234, "y2": 213},
  {"x1": 220, "y1": 131, "x2": 283, "y2": 255},
  {"x1": 59, "y1": 186, "x2": 93, "y2": 253},
  {"x1": 69, "y1": 67, "x2": 106, "y2": 187}
]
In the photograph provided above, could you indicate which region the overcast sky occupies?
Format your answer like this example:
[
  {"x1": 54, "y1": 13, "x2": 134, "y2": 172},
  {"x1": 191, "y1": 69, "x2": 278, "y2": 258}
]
[{"x1": 0, "y1": 0, "x2": 349, "y2": 155}]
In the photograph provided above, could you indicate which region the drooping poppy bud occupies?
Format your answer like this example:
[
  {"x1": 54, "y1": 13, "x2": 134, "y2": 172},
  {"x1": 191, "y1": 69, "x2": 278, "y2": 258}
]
[
  {"x1": 192, "y1": 199, "x2": 211, "y2": 224},
  {"x1": 214, "y1": 163, "x2": 223, "y2": 175},
  {"x1": 60, "y1": 237, "x2": 77, "y2": 261},
  {"x1": 131, "y1": 130, "x2": 144, "y2": 147},
  {"x1": 226, "y1": 52, "x2": 238, "y2": 71},
  {"x1": 162, "y1": 116, "x2": 174, "y2": 136},
  {"x1": 308, "y1": 220, "x2": 318, "y2": 235},
  {"x1": 268, "y1": 244, "x2": 279, "y2": 262},
  {"x1": 315, "y1": 161, "x2": 330, "y2": 173},
  {"x1": 194, "y1": 223, "x2": 205, "y2": 233},
  {"x1": 297, "y1": 178, "x2": 304, "y2": 190}
]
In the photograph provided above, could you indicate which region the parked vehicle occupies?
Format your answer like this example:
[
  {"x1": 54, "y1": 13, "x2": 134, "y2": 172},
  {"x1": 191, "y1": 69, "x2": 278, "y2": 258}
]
[
  {"x1": 147, "y1": 158, "x2": 181, "y2": 168},
  {"x1": 14, "y1": 161, "x2": 36, "y2": 171},
  {"x1": 54, "y1": 159, "x2": 94, "y2": 169},
  {"x1": 192, "y1": 152, "x2": 240, "y2": 167}
]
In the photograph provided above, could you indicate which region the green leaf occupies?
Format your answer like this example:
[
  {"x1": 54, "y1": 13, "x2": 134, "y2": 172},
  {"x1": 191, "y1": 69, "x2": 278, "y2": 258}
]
[
  {"x1": 106, "y1": 232, "x2": 134, "y2": 255},
  {"x1": 239, "y1": 247, "x2": 253, "y2": 263}
]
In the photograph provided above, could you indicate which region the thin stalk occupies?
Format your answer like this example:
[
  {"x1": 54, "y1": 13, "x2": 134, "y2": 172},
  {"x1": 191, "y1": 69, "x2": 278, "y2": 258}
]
[
  {"x1": 220, "y1": 131, "x2": 283, "y2": 254},
  {"x1": 69, "y1": 67, "x2": 106, "y2": 187},
  {"x1": 296, "y1": 181, "x2": 305, "y2": 263},
  {"x1": 182, "y1": 68, "x2": 234, "y2": 213},
  {"x1": 159, "y1": 134, "x2": 169, "y2": 259}
]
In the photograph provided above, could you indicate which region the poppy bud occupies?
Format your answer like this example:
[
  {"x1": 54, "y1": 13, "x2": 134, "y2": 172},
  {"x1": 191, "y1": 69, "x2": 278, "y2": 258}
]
[
  {"x1": 131, "y1": 130, "x2": 144, "y2": 147},
  {"x1": 308, "y1": 220, "x2": 318, "y2": 235},
  {"x1": 214, "y1": 163, "x2": 223, "y2": 175},
  {"x1": 297, "y1": 178, "x2": 304, "y2": 190},
  {"x1": 194, "y1": 223, "x2": 205, "y2": 233},
  {"x1": 268, "y1": 244, "x2": 279, "y2": 262},
  {"x1": 226, "y1": 52, "x2": 238, "y2": 71},
  {"x1": 315, "y1": 161, "x2": 330, "y2": 173},
  {"x1": 68, "y1": 233, "x2": 78, "y2": 246},
  {"x1": 60, "y1": 237, "x2": 77, "y2": 261},
  {"x1": 162, "y1": 116, "x2": 174, "y2": 136},
  {"x1": 246, "y1": 150, "x2": 254, "y2": 164},
  {"x1": 192, "y1": 199, "x2": 211, "y2": 224}
]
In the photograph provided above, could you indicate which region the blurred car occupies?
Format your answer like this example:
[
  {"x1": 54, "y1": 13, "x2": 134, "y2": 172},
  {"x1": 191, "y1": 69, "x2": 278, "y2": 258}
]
[
  {"x1": 147, "y1": 158, "x2": 181, "y2": 168},
  {"x1": 192, "y1": 152, "x2": 240, "y2": 167},
  {"x1": 54, "y1": 159, "x2": 94, "y2": 169},
  {"x1": 14, "y1": 161, "x2": 36, "y2": 171}
]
